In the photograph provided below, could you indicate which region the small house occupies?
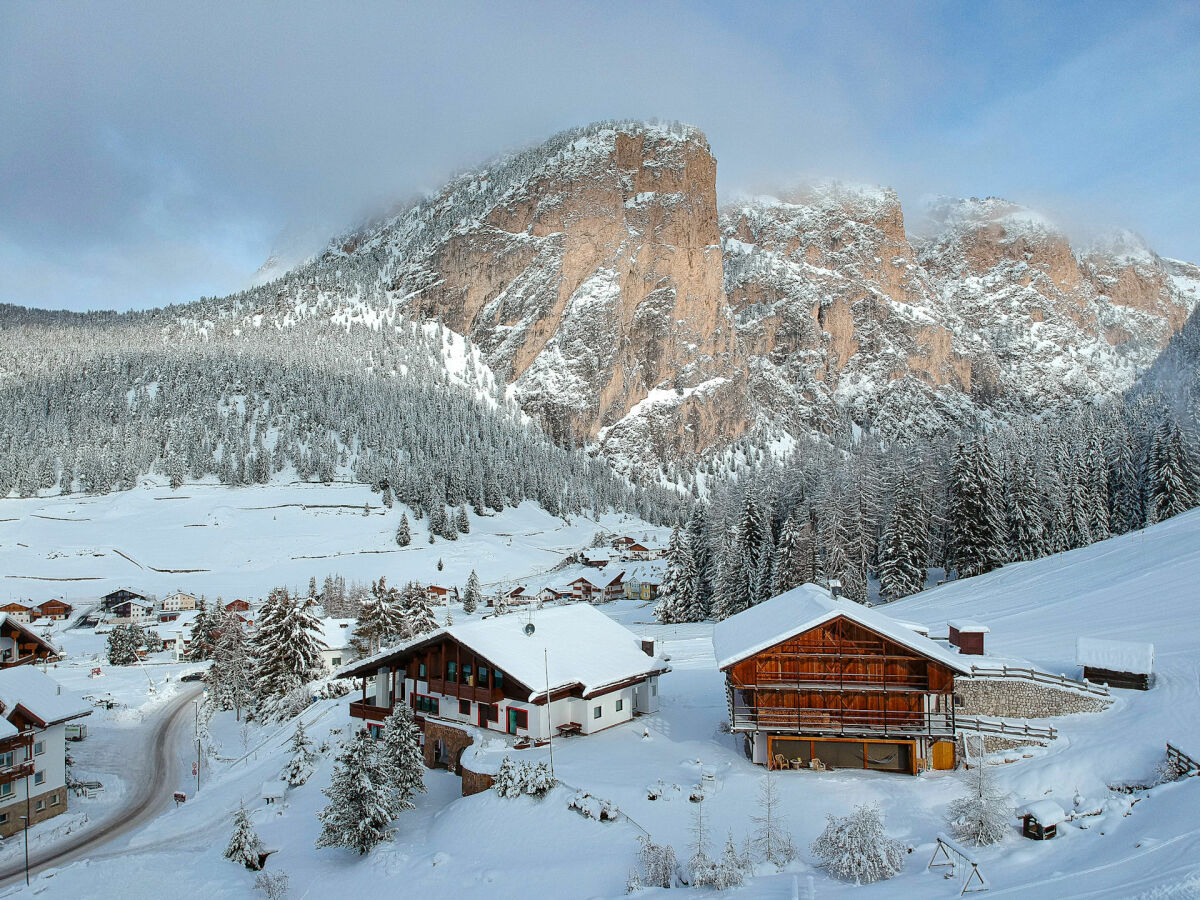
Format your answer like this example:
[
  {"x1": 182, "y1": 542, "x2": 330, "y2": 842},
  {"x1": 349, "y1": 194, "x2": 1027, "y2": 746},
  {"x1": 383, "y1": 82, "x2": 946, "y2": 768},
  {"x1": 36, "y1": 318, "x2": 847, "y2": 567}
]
[
  {"x1": 627, "y1": 543, "x2": 658, "y2": 561},
  {"x1": 948, "y1": 621, "x2": 989, "y2": 655},
  {"x1": 427, "y1": 585, "x2": 451, "y2": 605},
  {"x1": 581, "y1": 552, "x2": 611, "y2": 569},
  {"x1": 0, "y1": 602, "x2": 37, "y2": 624},
  {"x1": 624, "y1": 577, "x2": 659, "y2": 601},
  {"x1": 1076, "y1": 637, "x2": 1154, "y2": 690},
  {"x1": 611, "y1": 536, "x2": 636, "y2": 552},
  {"x1": 34, "y1": 599, "x2": 72, "y2": 621},
  {"x1": 112, "y1": 599, "x2": 153, "y2": 621},
  {"x1": 537, "y1": 587, "x2": 566, "y2": 605},
  {"x1": 1017, "y1": 799, "x2": 1067, "y2": 840},
  {"x1": 224, "y1": 599, "x2": 251, "y2": 614},
  {"x1": 317, "y1": 618, "x2": 356, "y2": 672}
]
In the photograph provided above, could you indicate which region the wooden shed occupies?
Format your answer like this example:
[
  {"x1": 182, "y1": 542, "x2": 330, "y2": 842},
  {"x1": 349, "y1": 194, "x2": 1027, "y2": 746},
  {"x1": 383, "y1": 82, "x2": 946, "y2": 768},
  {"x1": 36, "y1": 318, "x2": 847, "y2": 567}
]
[
  {"x1": 948, "y1": 620, "x2": 989, "y2": 656},
  {"x1": 1075, "y1": 637, "x2": 1154, "y2": 690},
  {"x1": 1017, "y1": 799, "x2": 1067, "y2": 840}
]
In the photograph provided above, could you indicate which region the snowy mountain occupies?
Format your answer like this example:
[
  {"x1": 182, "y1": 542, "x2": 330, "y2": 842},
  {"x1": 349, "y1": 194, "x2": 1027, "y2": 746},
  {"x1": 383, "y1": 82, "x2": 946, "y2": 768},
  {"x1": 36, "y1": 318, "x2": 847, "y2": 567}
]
[{"x1": 1, "y1": 119, "x2": 1196, "y2": 489}]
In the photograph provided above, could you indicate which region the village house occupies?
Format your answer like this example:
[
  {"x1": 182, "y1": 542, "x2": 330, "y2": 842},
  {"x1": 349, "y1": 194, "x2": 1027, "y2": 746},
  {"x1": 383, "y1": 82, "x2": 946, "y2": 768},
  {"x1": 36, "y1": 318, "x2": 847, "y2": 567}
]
[
  {"x1": 0, "y1": 615, "x2": 58, "y2": 669},
  {"x1": 626, "y1": 542, "x2": 660, "y2": 561},
  {"x1": 101, "y1": 588, "x2": 148, "y2": 613},
  {"x1": 0, "y1": 601, "x2": 37, "y2": 624},
  {"x1": 488, "y1": 586, "x2": 529, "y2": 608},
  {"x1": 33, "y1": 599, "x2": 72, "y2": 622},
  {"x1": 712, "y1": 584, "x2": 970, "y2": 775},
  {"x1": 569, "y1": 576, "x2": 599, "y2": 603},
  {"x1": 160, "y1": 610, "x2": 201, "y2": 659},
  {"x1": 624, "y1": 576, "x2": 659, "y2": 602},
  {"x1": 338, "y1": 605, "x2": 669, "y2": 755},
  {"x1": 317, "y1": 618, "x2": 357, "y2": 672},
  {"x1": 161, "y1": 591, "x2": 198, "y2": 613},
  {"x1": 0, "y1": 667, "x2": 91, "y2": 838},
  {"x1": 610, "y1": 536, "x2": 636, "y2": 552},
  {"x1": 110, "y1": 598, "x2": 153, "y2": 622},
  {"x1": 537, "y1": 587, "x2": 567, "y2": 605},
  {"x1": 603, "y1": 572, "x2": 626, "y2": 603}
]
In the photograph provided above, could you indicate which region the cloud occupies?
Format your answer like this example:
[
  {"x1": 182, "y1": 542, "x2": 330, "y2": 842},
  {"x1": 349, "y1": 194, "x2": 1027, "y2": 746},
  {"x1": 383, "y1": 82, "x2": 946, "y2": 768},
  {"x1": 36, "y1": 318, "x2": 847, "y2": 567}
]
[{"x1": 1, "y1": 1, "x2": 1196, "y2": 311}]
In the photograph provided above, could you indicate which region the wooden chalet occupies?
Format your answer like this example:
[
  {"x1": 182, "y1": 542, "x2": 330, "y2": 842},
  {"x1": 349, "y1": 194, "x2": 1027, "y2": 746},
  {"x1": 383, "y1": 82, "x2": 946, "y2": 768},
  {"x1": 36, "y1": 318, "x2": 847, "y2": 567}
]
[
  {"x1": 570, "y1": 577, "x2": 599, "y2": 603},
  {"x1": 33, "y1": 599, "x2": 72, "y2": 621},
  {"x1": 111, "y1": 599, "x2": 153, "y2": 620},
  {"x1": 0, "y1": 602, "x2": 37, "y2": 624},
  {"x1": 224, "y1": 599, "x2": 251, "y2": 614},
  {"x1": 338, "y1": 605, "x2": 669, "y2": 749},
  {"x1": 0, "y1": 615, "x2": 58, "y2": 669},
  {"x1": 603, "y1": 572, "x2": 626, "y2": 603},
  {"x1": 712, "y1": 584, "x2": 971, "y2": 775}
]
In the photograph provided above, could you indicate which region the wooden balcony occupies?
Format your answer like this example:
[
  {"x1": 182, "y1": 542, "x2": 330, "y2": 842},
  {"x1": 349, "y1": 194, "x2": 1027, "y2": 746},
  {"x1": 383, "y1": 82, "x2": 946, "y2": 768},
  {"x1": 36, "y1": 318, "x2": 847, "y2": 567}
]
[
  {"x1": 349, "y1": 699, "x2": 394, "y2": 723},
  {"x1": 741, "y1": 672, "x2": 932, "y2": 691},
  {"x1": 730, "y1": 705, "x2": 955, "y2": 738}
]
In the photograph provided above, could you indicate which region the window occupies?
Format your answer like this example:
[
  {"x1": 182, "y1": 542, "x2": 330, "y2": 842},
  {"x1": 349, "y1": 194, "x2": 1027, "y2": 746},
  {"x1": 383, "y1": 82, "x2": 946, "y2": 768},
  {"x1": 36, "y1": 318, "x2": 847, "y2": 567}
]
[
  {"x1": 593, "y1": 706, "x2": 602, "y2": 719},
  {"x1": 0, "y1": 813, "x2": 7, "y2": 825},
  {"x1": 615, "y1": 699, "x2": 623, "y2": 712},
  {"x1": 446, "y1": 661, "x2": 457, "y2": 683},
  {"x1": 368, "y1": 724, "x2": 383, "y2": 740},
  {"x1": 34, "y1": 771, "x2": 44, "y2": 786},
  {"x1": 0, "y1": 782, "x2": 11, "y2": 798},
  {"x1": 493, "y1": 670, "x2": 504, "y2": 691},
  {"x1": 50, "y1": 794, "x2": 59, "y2": 807},
  {"x1": 478, "y1": 666, "x2": 488, "y2": 685},
  {"x1": 35, "y1": 800, "x2": 45, "y2": 812},
  {"x1": 459, "y1": 699, "x2": 471, "y2": 716},
  {"x1": 33, "y1": 741, "x2": 44, "y2": 756},
  {"x1": 484, "y1": 704, "x2": 499, "y2": 723},
  {"x1": 652, "y1": 684, "x2": 657, "y2": 697},
  {"x1": 415, "y1": 695, "x2": 440, "y2": 716},
  {"x1": 462, "y1": 663, "x2": 473, "y2": 686},
  {"x1": 331, "y1": 657, "x2": 342, "y2": 667},
  {"x1": 418, "y1": 662, "x2": 427, "y2": 679},
  {"x1": 0, "y1": 751, "x2": 12, "y2": 768},
  {"x1": 507, "y1": 707, "x2": 528, "y2": 733}
]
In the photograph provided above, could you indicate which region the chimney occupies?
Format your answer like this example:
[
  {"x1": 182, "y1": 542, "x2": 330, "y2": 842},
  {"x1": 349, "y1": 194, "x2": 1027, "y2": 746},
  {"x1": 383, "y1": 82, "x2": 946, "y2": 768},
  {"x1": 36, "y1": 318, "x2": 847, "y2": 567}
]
[
  {"x1": 947, "y1": 621, "x2": 989, "y2": 656},
  {"x1": 640, "y1": 637, "x2": 656, "y2": 657},
  {"x1": 828, "y1": 579, "x2": 843, "y2": 600}
]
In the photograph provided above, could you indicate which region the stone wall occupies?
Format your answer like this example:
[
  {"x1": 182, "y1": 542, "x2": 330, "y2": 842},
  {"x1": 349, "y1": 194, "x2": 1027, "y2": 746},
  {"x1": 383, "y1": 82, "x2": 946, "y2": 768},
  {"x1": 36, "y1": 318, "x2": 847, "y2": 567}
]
[
  {"x1": 956, "y1": 677, "x2": 1110, "y2": 719},
  {"x1": 460, "y1": 766, "x2": 495, "y2": 797},
  {"x1": 0, "y1": 786, "x2": 68, "y2": 839},
  {"x1": 423, "y1": 719, "x2": 475, "y2": 774}
]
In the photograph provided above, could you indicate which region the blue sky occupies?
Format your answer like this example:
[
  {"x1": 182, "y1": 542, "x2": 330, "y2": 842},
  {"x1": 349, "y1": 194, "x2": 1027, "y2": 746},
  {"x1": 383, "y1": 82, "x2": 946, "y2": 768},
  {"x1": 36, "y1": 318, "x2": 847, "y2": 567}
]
[{"x1": 1, "y1": 1, "x2": 1197, "y2": 312}]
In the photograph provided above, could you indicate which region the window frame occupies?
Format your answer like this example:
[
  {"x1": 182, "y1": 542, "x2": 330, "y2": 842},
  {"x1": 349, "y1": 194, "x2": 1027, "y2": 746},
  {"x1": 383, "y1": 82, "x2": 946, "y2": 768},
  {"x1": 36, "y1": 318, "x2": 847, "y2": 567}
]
[
  {"x1": 459, "y1": 698, "x2": 471, "y2": 716},
  {"x1": 593, "y1": 705, "x2": 602, "y2": 720},
  {"x1": 33, "y1": 770, "x2": 44, "y2": 786},
  {"x1": 33, "y1": 741, "x2": 44, "y2": 756},
  {"x1": 615, "y1": 698, "x2": 623, "y2": 712},
  {"x1": 446, "y1": 660, "x2": 457, "y2": 683}
]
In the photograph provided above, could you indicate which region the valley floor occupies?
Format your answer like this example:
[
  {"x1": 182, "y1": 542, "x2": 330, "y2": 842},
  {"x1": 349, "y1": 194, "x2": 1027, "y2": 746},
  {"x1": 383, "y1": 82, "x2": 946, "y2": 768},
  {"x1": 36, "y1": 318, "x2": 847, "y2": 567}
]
[{"x1": 1, "y1": 484, "x2": 1198, "y2": 898}]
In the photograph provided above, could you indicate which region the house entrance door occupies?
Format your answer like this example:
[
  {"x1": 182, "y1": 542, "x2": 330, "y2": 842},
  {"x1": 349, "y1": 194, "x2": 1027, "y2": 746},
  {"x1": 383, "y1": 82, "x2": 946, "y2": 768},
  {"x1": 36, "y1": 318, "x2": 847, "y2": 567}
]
[{"x1": 507, "y1": 708, "x2": 520, "y2": 734}]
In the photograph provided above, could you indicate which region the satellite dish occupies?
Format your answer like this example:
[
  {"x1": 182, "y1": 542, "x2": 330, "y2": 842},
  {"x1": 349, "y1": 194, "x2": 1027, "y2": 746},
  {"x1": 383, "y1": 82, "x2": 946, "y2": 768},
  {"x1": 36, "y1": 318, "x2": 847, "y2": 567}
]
[{"x1": 524, "y1": 622, "x2": 536, "y2": 636}]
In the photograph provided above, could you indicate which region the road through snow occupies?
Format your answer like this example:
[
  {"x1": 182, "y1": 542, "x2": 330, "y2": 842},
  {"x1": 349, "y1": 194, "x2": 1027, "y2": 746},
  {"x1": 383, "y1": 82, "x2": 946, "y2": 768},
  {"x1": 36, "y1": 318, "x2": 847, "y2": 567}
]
[{"x1": 0, "y1": 683, "x2": 203, "y2": 887}]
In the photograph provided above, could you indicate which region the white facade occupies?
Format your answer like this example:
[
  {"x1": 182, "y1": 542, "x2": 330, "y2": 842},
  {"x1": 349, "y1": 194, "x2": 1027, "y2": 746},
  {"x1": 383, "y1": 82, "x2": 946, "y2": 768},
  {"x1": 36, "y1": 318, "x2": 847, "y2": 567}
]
[
  {"x1": 317, "y1": 618, "x2": 356, "y2": 672},
  {"x1": 0, "y1": 603, "x2": 36, "y2": 624},
  {"x1": 161, "y1": 592, "x2": 198, "y2": 612}
]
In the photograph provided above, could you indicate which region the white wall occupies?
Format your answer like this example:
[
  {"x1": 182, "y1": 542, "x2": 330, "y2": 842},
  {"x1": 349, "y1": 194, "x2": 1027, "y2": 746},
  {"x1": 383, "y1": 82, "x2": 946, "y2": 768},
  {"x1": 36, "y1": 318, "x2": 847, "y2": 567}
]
[
  {"x1": 582, "y1": 686, "x2": 635, "y2": 735},
  {"x1": 0, "y1": 722, "x2": 69, "y2": 818}
]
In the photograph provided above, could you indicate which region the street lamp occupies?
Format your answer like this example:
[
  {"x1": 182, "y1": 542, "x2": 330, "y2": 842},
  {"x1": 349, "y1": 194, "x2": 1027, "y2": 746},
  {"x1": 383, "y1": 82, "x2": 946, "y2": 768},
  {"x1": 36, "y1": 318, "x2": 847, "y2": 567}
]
[
  {"x1": 19, "y1": 814, "x2": 29, "y2": 886},
  {"x1": 193, "y1": 699, "x2": 201, "y2": 793}
]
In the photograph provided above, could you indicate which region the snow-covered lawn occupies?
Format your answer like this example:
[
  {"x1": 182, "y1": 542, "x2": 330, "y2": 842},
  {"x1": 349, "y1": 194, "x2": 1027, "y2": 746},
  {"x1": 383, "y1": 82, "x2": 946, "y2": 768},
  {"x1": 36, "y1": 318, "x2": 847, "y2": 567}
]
[{"x1": 2, "y1": 486, "x2": 1199, "y2": 898}]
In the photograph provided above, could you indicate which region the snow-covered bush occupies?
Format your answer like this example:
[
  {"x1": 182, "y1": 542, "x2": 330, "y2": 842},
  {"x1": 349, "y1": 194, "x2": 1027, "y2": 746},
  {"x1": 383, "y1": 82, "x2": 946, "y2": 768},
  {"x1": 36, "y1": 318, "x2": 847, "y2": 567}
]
[
  {"x1": 253, "y1": 870, "x2": 289, "y2": 899},
  {"x1": 568, "y1": 791, "x2": 619, "y2": 821},
  {"x1": 810, "y1": 803, "x2": 904, "y2": 885},
  {"x1": 947, "y1": 763, "x2": 1012, "y2": 846},
  {"x1": 493, "y1": 756, "x2": 554, "y2": 798},
  {"x1": 225, "y1": 804, "x2": 265, "y2": 870},
  {"x1": 106, "y1": 625, "x2": 141, "y2": 666},
  {"x1": 691, "y1": 833, "x2": 749, "y2": 890},
  {"x1": 636, "y1": 835, "x2": 678, "y2": 889}
]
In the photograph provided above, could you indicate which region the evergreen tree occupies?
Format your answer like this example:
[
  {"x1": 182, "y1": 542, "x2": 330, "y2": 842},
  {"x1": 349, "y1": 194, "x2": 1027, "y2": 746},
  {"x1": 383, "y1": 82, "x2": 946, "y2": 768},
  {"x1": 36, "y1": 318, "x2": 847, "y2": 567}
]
[
  {"x1": 186, "y1": 600, "x2": 223, "y2": 661},
  {"x1": 395, "y1": 514, "x2": 411, "y2": 547},
  {"x1": 1147, "y1": 418, "x2": 1196, "y2": 523},
  {"x1": 653, "y1": 524, "x2": 694, "y2": 623},
  {"x1": 207, "y1": 611, "x2": 254, "y2": 721},
  {"x1": 772, "y1": 514, "x2": 815, "y2": 595},
  {"x1": 1005, "y1": 455, "x2": 1043, "y2": 562},
  {"x1": 455, "y1": 505, "x2": 470, "y2": 534},
  {"x1": 946, "y1": 439, "x2": 1008, "y2": 579},
  {"x1": 283, "y1": 720, "x2": 318, "y2": 787},
  {"x1": 687, "y1": 504, "x2": 713, "y2": 613},
  {"x1": 463, "y1": 570, "x2": 481, "y2": 614},
  {"x1": 315, "y1": 728, "x2": 397, "y2": 855},
  {"x1": 106, "y1": 624, "x2": 140, "y2": 666},
  {"x1": 380, "y1": 704, "x2": 426, "y2": 811},
  {"x1": 400, "y1": 581, "x2": 438, "y2": 637},
  {"x1": 253, "y1": 588, "x2": 329, "y2": 706},
  {"x1": 351, "y1": 577, "x2": 406, "y2": 656},
  {"x1": 225, "y1": 804, "x2": 265, "y2": 870},
  {"x1": 878, "y1": 477, "x2": 927, "y2": 602}
]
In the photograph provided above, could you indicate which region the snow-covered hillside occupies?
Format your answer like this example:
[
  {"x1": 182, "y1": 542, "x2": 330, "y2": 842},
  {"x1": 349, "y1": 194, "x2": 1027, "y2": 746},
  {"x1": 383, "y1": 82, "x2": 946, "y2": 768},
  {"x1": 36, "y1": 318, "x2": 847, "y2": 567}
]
[{"x1": 4, "y1": 490, "x2": 1200, "y2": 898}]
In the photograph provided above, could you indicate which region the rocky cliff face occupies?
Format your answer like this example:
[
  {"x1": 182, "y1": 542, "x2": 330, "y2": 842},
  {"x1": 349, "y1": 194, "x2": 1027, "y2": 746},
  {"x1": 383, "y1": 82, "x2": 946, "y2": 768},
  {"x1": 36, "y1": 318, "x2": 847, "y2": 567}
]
[{"x1": 224, "y1": 121, "x2": 1196, "y2": 476}]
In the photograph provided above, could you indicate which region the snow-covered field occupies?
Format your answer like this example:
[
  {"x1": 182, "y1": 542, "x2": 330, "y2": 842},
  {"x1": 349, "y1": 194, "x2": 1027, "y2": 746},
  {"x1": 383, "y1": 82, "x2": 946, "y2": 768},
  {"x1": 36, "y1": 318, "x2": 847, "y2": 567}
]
[{"x1": 2, "y1": 485, "x2": 1199, "y2": 898}]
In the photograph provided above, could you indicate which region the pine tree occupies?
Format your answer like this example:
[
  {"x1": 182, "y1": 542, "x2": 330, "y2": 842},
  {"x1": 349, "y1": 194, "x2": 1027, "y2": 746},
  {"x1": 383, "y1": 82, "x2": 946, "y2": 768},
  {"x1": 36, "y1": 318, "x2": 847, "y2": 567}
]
[
  {"x1": 878, "y1": 477, "x2": 926, "y2": 602},
  {"x1": 946, "y1": 439, "x2": 1008, "y2": 579},
  {"x1": 653, "y1": 524, "x2": 689, "y2": 623},
  {"x1": 207, "y1": 611, "x2": 254, "y2": 721},
  {"x1": 395, "y1": 514, "x2": 411, "y2": 547},
  {"x1": 1005, "y1": 455, "x2": 1043, "y2": 562},
  {"x1": 400, "y1": 581, "x2": 438, "y2": 637},
  {"x1": 772, "y1": 515, "x2": 815, "y2": 595},
  {"x1": 106, "y1": 624, "x2": 140, "y2": 666},
  {"x1": 315, "y1": 728, "x2": 397, "y2": 855},
  {"x1": 225, "y1": 803, "x2": 265, "y2": 870},
  {"x1": 463, "y1": 570, "x2": 481, "y2": 614},
  {"x1": 283, "y1": 720, "x2": 318, "y2": 787},
  {"x1": 687, "y1": 505, "x2": 713, "y2": 613},
  {"x1": 186, "y1": 601, "x2": 223, "y2": 661},
  {"x1": 946, "y1": 761, "x2": 1011, "y2": 846},
  {"x1": 253, "y1": 588, "x2": 329, "y2": 707},
  {"x1": 351, "y1": 577, "x2": 406, "y2": 656},
  {"x1": 456, "y1": 505, "x2": 470, "y2": 534},
  {"x1": 380, "y1": 704, "x2": 426, "y2": 811},
  {"x1": 1147, "y1": 418, "x2": 1196, "y2": 523}
]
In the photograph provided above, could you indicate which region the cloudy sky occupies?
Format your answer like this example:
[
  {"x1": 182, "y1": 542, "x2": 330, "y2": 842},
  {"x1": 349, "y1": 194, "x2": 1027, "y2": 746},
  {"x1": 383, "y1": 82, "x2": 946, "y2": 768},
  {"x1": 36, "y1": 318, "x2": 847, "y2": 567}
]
[{"x1": 2, "y1": 1, "x2": 1197, "y2": 312}]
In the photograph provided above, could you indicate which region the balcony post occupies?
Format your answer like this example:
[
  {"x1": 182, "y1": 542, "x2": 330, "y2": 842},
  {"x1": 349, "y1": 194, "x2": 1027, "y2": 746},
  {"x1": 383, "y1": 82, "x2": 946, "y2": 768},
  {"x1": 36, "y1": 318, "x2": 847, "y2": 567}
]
[{"x1": 375, "y1": 665, "x2": 391, "y2": 708}]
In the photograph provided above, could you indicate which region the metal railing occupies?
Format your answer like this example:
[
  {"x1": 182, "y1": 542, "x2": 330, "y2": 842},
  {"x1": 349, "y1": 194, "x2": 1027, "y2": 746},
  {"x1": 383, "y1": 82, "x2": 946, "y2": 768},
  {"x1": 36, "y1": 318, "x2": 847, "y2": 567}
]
[
  {"x1": 967, "y1": 665, "x2": 1110, "y2": 698},
  {"x1": 730, "y1": 705, "x2": 955, "y2": 737}
]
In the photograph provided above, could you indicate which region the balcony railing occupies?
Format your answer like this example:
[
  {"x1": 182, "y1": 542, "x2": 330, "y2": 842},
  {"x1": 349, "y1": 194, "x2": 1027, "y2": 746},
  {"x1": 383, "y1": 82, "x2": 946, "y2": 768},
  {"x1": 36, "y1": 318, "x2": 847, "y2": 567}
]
[
  {"x1": 349, "y1": 699, "x2": 394, "y2": 722},
  {"x1": 742, "y1": 672, "x2": 932, "y2": 691},
  {"x1": 730, "y1": 705, "x2": 955, "y2": 737}
]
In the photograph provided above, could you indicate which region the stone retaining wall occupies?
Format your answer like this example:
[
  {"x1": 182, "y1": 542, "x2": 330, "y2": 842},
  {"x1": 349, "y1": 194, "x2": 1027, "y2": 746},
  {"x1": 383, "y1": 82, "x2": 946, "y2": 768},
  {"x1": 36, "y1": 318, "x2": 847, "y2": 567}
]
[{"x1": 956, "y1": 677, "x2": 1109, "y2": 719}]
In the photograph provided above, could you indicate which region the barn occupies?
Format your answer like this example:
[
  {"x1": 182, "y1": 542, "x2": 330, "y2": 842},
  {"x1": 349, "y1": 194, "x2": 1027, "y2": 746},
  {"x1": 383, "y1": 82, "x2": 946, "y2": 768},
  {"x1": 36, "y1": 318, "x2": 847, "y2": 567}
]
[{"x1": 1076, "y1": 637, "x2": 1154, "y2": 690}]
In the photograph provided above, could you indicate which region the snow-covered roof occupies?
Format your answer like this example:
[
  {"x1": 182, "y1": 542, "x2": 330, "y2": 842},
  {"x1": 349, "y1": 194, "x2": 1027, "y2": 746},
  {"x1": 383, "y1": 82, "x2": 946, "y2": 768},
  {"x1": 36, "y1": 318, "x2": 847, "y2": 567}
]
[
  {"x1": 895, "y1": 619, "x2": 931, "y2": 636},
  {"x1": 261, "y1": 780, "x2": 287, "y2": 799},
  {"x1": 1017, "y1": 799, "x2": 1068, "y2": 826},
  {"x1": 159, "y1": 610, "x2": 201, "y2": 638},
  {"x1": 949, "y1": 620, "x2": 990, "y2": 634},
  {"x1": 317, "y1": 618, "x2": 356, "y2": 651},
  {"x1": 1075, "y1": 637, "x2": 1154, "y2": 675},
  {"x1": 0, "y1": 716, "x2": 17, "y2": 739},
  {"x1": 0, "y1": 614, "x2": 58, "y2": 655},
  {"x1": 711, "y1": 584, "x2": 974, "y2": 674},
  {"x1": 0, "y1": 600, "x2": 37, "y2": 610},
  {"x1": 0, "y1": 667, "x2": 92, "y2": 727},
  {"x1": 339, "y1": 605, "x2": 669, "y2": 701}
]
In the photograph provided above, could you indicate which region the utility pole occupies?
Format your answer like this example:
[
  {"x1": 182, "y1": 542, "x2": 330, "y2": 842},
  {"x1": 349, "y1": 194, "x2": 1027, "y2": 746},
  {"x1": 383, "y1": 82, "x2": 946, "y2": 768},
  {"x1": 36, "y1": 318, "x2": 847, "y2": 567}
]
[
  {"x1": 193, "y1": 698, "x2": 201, "y2": 793},
  {"x1": 544, "y1": 648, "x2": 555, "y2": 779},
  {"x1": 22, "y1": 763, "x2": 31, "y2": 886}
]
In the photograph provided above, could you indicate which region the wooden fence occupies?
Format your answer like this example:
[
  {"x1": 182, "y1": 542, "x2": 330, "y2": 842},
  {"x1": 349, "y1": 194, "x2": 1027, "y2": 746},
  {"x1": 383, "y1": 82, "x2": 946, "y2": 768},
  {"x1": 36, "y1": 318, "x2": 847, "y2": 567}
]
[
  {"x1": 955, "y1": 716, "x2": 1057, "y2": 742},
  {"x1": 968, "y1": 665, "x2": 1110, "y2": 698},
  {"x1": 1167, "y1": 742, "x2": 1200, "y2": 776}
]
